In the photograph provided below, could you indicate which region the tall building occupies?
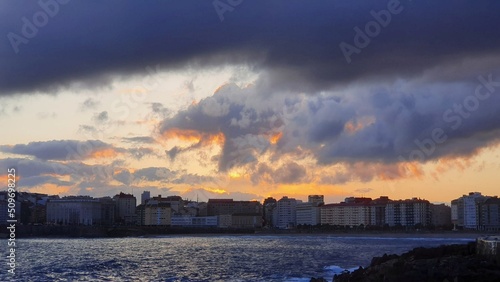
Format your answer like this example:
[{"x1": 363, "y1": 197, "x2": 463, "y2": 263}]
[
  {"x1": 479, "y1": 197, "x2": 500, "y2": 231},
  {"x1": 141, "y1": 191, "x2": 150, "y2": 205},
  {"x1": 263, "y1": 197, "x2": 277, "y2": 227},
  {"x1": 452, "y1": 192, "x2": 489, "y2": 230},
  {"x1": 463, "y1": 192, "x2": 488, "y2": 229},
  {"x1": 207, "y1": 199, "x2": 262, "y2": 216},
  {"x1": 99, "y1": 197, "x2": 116, "y2": 226},
  {"x1": 370, "y1": 196, "x2": 391, "y2": 226},
  {"x1": 274, "y1": 196, "x2": 299, "y2": 229},
  {"x1": 385, "y1": 198, "x2": 430, "y2": 227},
  {"x1": 113, "y1": 192, "x2": 137, "y2": 224},
  {"x1": 296, "y1": 202, "x2": 321, "y2": 226},
  {"x1": 296, "y1": 195, "x2": 324, "y2": 226},
  {"x1": 136, "y1": 204, "x2": 146, "y2": 226}
]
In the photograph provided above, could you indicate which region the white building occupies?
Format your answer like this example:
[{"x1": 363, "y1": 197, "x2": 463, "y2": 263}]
[
  {"x1": 46, "y1": 196, "x2": 101, "y2": 225},
  {"x1": 274, "y1": 196, "x2": 300, "y2": 229},
  {"x1": 462, "y1": 192, "x2": 488, "y2": 229},
  {"x1": 321, "y1": 203, "x2": 371, "y2": 226},
  {"x1": 296, "y1": 203, "x2": 321, "y2": 226}
]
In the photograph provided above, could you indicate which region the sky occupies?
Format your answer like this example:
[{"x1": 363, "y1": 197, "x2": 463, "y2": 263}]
[{"x1": 1, "y1": 0, "x2": 500, "y2": 204}]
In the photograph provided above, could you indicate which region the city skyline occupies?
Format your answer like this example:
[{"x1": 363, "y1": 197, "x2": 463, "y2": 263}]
[
  {"x1": 7, "y1": 189, "x2": 499, "y2": 230},
  {"x1": 1, "y1": 1, "x2": 500, "y2": 205}
]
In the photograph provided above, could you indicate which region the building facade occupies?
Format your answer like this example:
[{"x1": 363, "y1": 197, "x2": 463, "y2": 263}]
[
  {"x1": 144, "y1": 201, "x2": 171, "y2": 226},
  {"x1": 430, "y1": 203, "x2": 452, "y2": 227},
  {"x1": 207, "y1": 199, "x2": 262, "y2": 216},
  {"x1": 385, "y1": 198, "x2": 430, "y2": 227},
  {"x1": 320, "y1": 198, "x2": 372, "y2": 227},
  {"x1": 480, "y1": 197, "x2": 500, "y2": 231},
  {"x1": 113, "y1": 192, "x2": 137, "y2": 224},
  {"x1": 46, "y1": 196, "x2": 101, "y2": 225},
  {"x1": 274, "y1": 196, "x2": 299, "y2": 229},
  {"x1": 452, "y1": 192, "x2": 489, "y2": 230}
]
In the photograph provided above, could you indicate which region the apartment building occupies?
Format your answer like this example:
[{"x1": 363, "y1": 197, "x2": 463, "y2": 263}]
[
  {"x1": 385, "y1": 198, "x2": 430, "y2": 227},
  {"x1": 113, "y1": 192, "x2": 137, "y2": 224},
  {"x1": 46, "y1": 196, "x2": 101, "y2": 225},
  {"x1": 320, "y1": 198, "x2": 372, "y2": 227},
  {"x1": 274, "y1": 196, "x2": 299, "y2": 229},
  {"x1": 144, "y1": 201, "x2": 171, "y2": 226}
]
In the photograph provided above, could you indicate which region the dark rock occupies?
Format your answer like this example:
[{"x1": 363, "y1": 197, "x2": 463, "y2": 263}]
[
  {"x1": 309, "y1": 277, "x2": 327, "y2": 282},
  {"x1": 333, "y1": 242, "x2": 500, "y2": 282}
]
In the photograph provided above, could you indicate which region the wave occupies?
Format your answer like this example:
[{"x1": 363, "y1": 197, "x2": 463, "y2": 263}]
[
  {"x1": 330, "y1": 236, "x2": 475, "y2": 241},
  {"x1": 323, "y1": 265, "x2": 360, "y2": 275}
]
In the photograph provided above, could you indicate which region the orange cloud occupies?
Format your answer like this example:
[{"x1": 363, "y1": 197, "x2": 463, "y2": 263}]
[
  {"x1": 228, "y1": 171, "x2": 243, "y2": 179},
  {"x1": 163, "y1": 128, "x2": 203, "y2": 143},
  {"x1": 344, "y1": 116, "x2": 376, "y2": 134},
  {"x1": 0, "y1": 174, "x2": 20, "y2": 187},
  {"x1": 269, "y1": 132, "x2": 283, "y2": 145},
  {"x1": 27, "y1": 183, "x2": 71, "y2": 195},
  {"x1": 162, "y1": 128, "x2": 225, "y2": 146},
  {"x1": 204, "y1": 187, "x2": 228, "y2": 194},
  {"x1": 90, "y1": 148, "x2": 119, "y2": 159}
]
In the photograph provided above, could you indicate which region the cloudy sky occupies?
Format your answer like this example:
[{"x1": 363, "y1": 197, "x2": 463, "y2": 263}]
[{"x1": 1, "y1": 0, "x2": 500, "y2": 203}]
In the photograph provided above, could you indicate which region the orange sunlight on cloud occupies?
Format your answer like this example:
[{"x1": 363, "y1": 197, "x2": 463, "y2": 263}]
[
  {"x1": 27, "y1": 183, "x2": 71, "y2": 195},
  {"x1": 90, "y1": 148, "x2": 120, "y2": 159},
  {"x1": 269, "y1": 132, "x2": 282, "y2": 145},
  {"x1": 162, "y1": 128, "x2": 225, "y2": 146}
]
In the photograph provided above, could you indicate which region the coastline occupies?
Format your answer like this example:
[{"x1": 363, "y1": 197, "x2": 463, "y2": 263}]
[
  {"x1": 2, "y1": 223, "x2": 495, "y2": 239},
  {"x1": 330, "y1": 241, "x2": 500, "y2": 282}
]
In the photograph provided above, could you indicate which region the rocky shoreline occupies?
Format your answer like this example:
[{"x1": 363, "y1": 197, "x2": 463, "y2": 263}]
[{"x1": 309, "y1": 242, "x2": 500, "y2": 282}]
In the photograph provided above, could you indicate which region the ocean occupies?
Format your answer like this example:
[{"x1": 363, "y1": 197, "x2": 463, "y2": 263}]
[{"x1": 3, "y1": 235, "x2": 474, "y2": 281}]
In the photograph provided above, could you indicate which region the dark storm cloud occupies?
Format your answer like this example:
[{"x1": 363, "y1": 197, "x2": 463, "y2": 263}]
[
  {"x1": 20, "y1": 175, "x2": 71, "y2": 188},
  {"x1": 159, "y1": 84, "x2": 282, "y2": 171},
  {"x1": 251, "y1": 162, "x2": 309, "y2": 185},
  {"x1": 2, "y1": 1, "x2": 500, "y2": 95},
  {"x1": 111, "y1": 166, "x2": 215, "y2": 186},
  {"x1": 150, "y1": 103, "x2": 170, "y2": 119},
  {"x1": 159, "y1": 74, "x2": 500, "y2": 175},
  {"x1": 0, "y1": 158, "x2": 70, "y2": 178},
  {"x1": 0, "y1": 140, "x2": 116, "y2": 160}
]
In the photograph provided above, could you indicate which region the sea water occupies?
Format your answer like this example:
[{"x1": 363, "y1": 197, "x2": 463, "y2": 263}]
[{"x1": 2, "y1": 235, "x2": 473, "y2": 281}]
